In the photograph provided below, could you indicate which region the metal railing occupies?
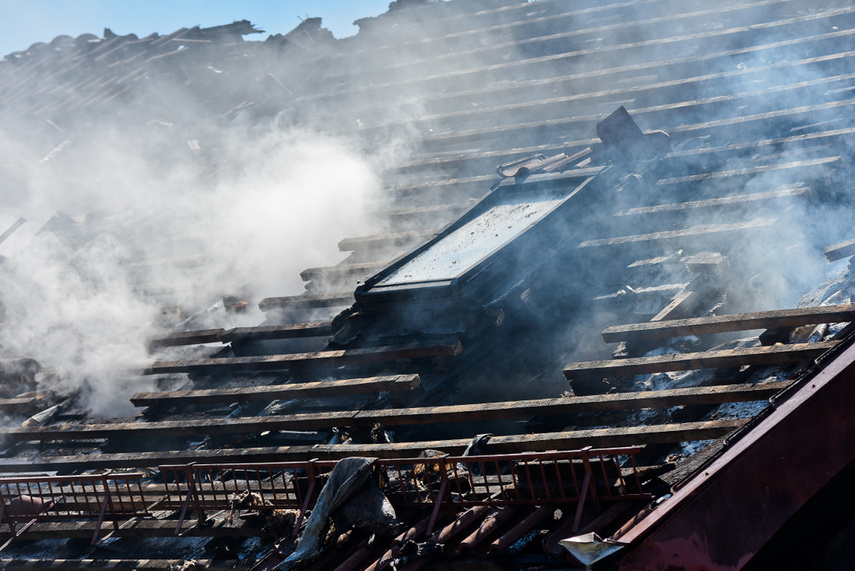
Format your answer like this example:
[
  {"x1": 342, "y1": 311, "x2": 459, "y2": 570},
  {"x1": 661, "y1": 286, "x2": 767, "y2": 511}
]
[
  {"x1": 160, "y1": 446, "x2": 649, "y2": 535},
  {"x1": 0, "y1": 472, "x2": 150, "y2": 547}
]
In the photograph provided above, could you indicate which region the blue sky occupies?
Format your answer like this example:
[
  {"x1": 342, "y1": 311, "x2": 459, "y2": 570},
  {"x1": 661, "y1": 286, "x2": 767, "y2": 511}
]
[{"x1": 0, "y1": 0, "x2": 394, "y2": 56}]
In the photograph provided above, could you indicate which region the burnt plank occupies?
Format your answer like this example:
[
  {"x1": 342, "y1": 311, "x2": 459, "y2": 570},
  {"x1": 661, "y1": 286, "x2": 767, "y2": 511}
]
[
  {"x1": 299, "y1": 261, "x2": 387, "y2": 283},
  {"x1": 578, "y1": 219, "x2": 778, "y2": 250},
  {"x1": 602, "y1": 305, "x2": 855, "y2": 343},
  {"x1": 564, "y1": 341, "x2": 838, "y2": 381},
  {"x1": 655, "y1": 157, "x2": 840, "y2": 187},
  {"x1": 825, "y1": 237, "x2": 855, "y2": 261},
  {"x1": 356, "y1": 381, "x2": 788, "y2": 426},
  {"x1": 0, "y1": 396, "x2": 40, "y2": 415},
  {"x1": 142, "y1": 340, "x2": 462, "y2": 375},
  {"x1": 219, "y1": 322, "x2": 332, "y2": 343},
  {"x1": 0, "y1": 420, "x2": 746, "y2": 471},
  {"x1": 1, "y1": 411, "x2": 359, "y2": 441},
  {"x1": 146, "y1": 328, "x2": 224, "y2": 351},
  {"x1": 146, "y1": 321, "x2": 333, "y2": 351},
  {"x1": 615, "y1": 185, "x2": 808, "y2": 218},
  {"x1": 309, "y1": 420, "x2": 746, "y2": 458},
  {"x1": 338, "y1": 230, "x2": 437, "y2": 252},
  {"x1": 129, "y1": 374, "x2": 421, "y2": 407},
  {"x1": 15, "y1": 380, "x2": 777, "y2": 443},
  {"x1": 257, "y1": 292, "x2": 354, "y2": 312}
]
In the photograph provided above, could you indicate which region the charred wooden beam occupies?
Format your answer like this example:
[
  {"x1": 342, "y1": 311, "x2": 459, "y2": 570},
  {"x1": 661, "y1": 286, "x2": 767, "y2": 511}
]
[
  {"x1": 147, "y1": 322, "x2": 333, "y2": 351},
  {"x1": 0, "y1": 420, "x2": 746, "y2": 471},
  {"x1": 309, "y1": 420, "x2": 747, "y2": 458},
  {"x1": 358, "y1": 381, "x2": 787, "y2": 426},
  {"x1": 299, "y1": 261, "x2": 387, "y2": 283},
  {"x1": 220, "y1": 322, "x2": 332, "y2": 343},
  {"x1": 615, "y1": 185, "x2": 808, "y2": 219},
  {"x1": 564, "y1": 341, "x2": 838, "y2": 381},
  {"x1": 0, "y1": 396, "x2": 42, "y2": 415},
  {"x1": 655, "y1": 157, "x2": 840, "y2": 187},
  {"x1": 146, "y1": 328, "x2": 224, "y2": 351},
  {"x1": 258, "y1": 292, "x2": 354, "y2": 312},
  {"x1": 338, "y1": 231, "x2": 437, "y2": 252},
  {"x1": 130, "y1": 374, "x2": 421, "y2": 407},
  {"x1": 142, "y1": 340, "x2": 462, "y2": 375},
  {"x1": 579, "y1": 219, "x2": 778, "y2": 250},
  {"x1": 11, "y1": 381, "x2": 777, "y2": 443},
  {"x1": 602, "y1": 305, "x2": 855, "y2": 343},
  {"x1": 825, "y1": 237, "x2": 855, "y2": 262}
]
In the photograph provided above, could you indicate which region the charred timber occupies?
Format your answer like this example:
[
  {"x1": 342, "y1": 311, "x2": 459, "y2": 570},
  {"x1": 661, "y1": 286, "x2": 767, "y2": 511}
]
[
  {"x1": 147, "y1": 322, "x2": 333, "y2": 350},
  {"x1": 130, "y1": 374, "x2": 421, "y2": 407},
  {"x1": 258, "y1": 292, "x2": 354, "y2": 312},
  {"x1": 602, "y1": 305, "x2": 855, "y2": 343},
  {"x1": 578, "y1": 219, "x2": 778, "y2": 250},
  {"x1": 564, "y1": 341, "x2": 838, "y2": 381},
  {"x1": 142, "y1": 340, "x2": 462, "y2": 375}
]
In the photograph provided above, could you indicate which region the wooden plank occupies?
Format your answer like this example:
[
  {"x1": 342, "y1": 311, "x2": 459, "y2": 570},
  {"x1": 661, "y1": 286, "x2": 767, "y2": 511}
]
[
  {"x1": 615, "y1": 186, "x2": 808, "y2": 218},
  {"x1": 356, "y1": 381, "x2": 787, "y2": 426},
  {"x1": 309, "y1": 420, "x2": 747, "y2": 458},
  {"x1": 825, "y1": 237, "x2": 855, "y2": 261},
  {"x1": 0, "y1": 420, "x2": 746, "y2": 471},
  {"x1": 338, "y1": 230, "x2": 437, "y2": 252},
  {"x1": 578, "y1": 219, "x2": 777, "y2": 249},
  {"x1": 602, "y1": 304, "x2": 855, "y2": 343},
  {"x1": 655, "y1": 157, "x2": 840, "y2": 187},
  {"x1": 146, "y1": 328, "x2": 224, "y2": 350},
  {"x1": 299, "y1": 261, "x2": 387, "y2": 283},
  {"x1": 650, "y1": 290, "x2": 695, "y2": 323},
  {"x1": 130, "y1": 374, "x2": 421, "y2": 407},
  {"x1": 220, "y1": 322, "x2": 332, "y2": 342},
  {"x1": 0, "y1": 396, "x2": 40, "y2": 415},
  {"x1": 257, "y1": 292, "x2": 354, "y2": 312},
  {"x1": 142, "y1": 340, "x2": 462, "y2": 375},
  {"x1": 563, "y1": 341, "x2": 838, "y2": 381},
  {"x1": 147, "y1": 322, "x2": 333, "y2": 350},
  {"x1": 14, "y1": 381, "x2": 780, "y2": 443}
]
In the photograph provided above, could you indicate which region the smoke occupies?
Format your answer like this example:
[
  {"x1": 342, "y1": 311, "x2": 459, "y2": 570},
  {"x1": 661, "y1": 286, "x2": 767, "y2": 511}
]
[{"x1": 0, "y1": 98, "x2": 385, "y2": 417}]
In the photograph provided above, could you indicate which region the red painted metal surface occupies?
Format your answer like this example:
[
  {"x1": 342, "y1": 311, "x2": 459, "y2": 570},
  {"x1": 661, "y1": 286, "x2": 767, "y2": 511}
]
[{"x1": 617, "y1": 340, "x2": 855, "y2": 570}]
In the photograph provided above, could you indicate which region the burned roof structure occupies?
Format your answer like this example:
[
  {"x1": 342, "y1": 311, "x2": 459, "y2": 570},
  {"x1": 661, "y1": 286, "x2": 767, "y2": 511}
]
[{"x1": 1, "y1": 0, "x2": 855, "y2": 569}]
